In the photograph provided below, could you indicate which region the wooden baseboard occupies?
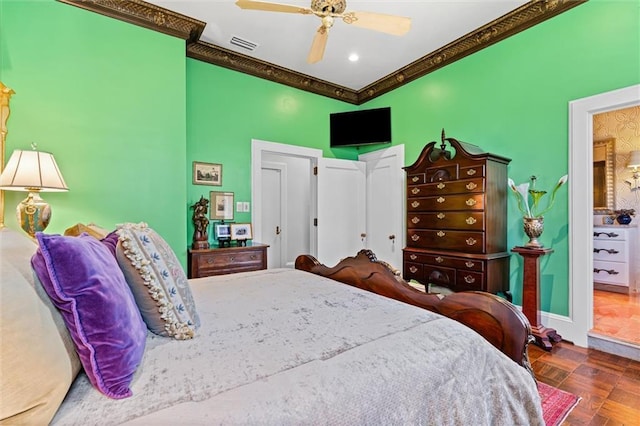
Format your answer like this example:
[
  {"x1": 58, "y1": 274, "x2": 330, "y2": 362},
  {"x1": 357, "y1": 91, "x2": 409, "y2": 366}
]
[{"x1": 594, "y1": 282, "x2": 629, "y2": 294}]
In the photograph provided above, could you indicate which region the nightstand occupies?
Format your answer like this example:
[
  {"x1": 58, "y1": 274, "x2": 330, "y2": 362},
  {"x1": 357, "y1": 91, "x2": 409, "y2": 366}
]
[{"x1": 188, "y1": 242, "x2": 269, "y2": 278}]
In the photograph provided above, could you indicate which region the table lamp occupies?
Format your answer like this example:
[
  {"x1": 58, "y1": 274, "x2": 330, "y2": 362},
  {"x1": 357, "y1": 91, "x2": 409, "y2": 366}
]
[{"x1": 0, "y1": 147, "x2": 68, "y2": 237}]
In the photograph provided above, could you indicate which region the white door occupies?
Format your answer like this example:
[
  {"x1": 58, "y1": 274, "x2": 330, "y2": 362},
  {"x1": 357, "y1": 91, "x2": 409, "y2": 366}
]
[
  {"x1": 261, "y1": 161, "x2": 287, "y2": 268},
  {"x1": 316, "y1": 157, "x2": 366, "y2": 267},
  {"x1": 360, "y1": 145, "x2": 405, "y2": 270}
]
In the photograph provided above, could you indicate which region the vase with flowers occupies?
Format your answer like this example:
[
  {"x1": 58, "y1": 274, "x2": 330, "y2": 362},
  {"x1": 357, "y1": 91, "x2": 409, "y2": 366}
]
[{"x1": 508, "y1": 174, "x2": 568, "y2": 248}]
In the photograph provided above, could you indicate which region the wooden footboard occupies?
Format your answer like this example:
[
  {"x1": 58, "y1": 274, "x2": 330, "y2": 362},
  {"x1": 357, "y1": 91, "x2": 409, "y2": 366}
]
[{"x1": 295, "y1": 250, "x2": 534, "y2": 376}]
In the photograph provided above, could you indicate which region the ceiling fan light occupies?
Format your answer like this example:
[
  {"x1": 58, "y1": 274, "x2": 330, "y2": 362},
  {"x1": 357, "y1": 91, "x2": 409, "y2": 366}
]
[{"x1": 322, "y1": 15, "x2": 334, "y2": 28}]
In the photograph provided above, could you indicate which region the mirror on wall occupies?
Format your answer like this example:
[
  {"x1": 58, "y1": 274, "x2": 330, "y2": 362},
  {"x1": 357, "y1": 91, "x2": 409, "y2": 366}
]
[{"x1": 593, "y1": 138, "x2": 615, "y2": 212}]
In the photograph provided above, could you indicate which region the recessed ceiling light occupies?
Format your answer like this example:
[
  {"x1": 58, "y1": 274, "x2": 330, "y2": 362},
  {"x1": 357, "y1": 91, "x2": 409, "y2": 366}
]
[{"x1": 348, "y1": 53, "x2": 359, "y2": 62}]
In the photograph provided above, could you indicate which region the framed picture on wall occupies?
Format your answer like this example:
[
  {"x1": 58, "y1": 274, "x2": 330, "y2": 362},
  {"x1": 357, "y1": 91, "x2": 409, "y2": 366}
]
[
  {"x1": 209, "y1": 191, "x2": 234, "y2": 221},
  {"x1": 193, "y1": 161, "x2": 222, "y2": 186}
]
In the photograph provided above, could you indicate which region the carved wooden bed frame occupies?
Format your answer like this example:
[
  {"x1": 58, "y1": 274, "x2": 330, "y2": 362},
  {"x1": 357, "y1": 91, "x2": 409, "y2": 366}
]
[{"x1": 295, "y1": 249, "x2": 534, "y2": 376}]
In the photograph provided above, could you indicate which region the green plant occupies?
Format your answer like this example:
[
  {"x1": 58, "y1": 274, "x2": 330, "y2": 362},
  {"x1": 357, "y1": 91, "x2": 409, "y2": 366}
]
[{"x1": 508, "y1": 175, "x2": 568, "y2": 218}]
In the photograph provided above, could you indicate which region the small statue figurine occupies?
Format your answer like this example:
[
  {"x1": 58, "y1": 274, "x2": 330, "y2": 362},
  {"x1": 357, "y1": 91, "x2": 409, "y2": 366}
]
[{"x1": 191, "y1": 196, "x2": 210, "y2": 249}]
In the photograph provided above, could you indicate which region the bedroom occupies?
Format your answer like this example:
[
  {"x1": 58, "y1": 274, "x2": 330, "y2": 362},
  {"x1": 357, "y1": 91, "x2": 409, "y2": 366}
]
[{"x1": 0, "y1": 0, "x2": 638, "y2": 368}]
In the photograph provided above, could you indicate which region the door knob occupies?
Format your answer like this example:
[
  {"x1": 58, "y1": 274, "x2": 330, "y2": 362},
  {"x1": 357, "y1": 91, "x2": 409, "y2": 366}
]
[
  {"x1": 276, "y1": 226, "x2": 281, "y2": 235},
  {"x1": 388, "y1": 234, "x2": 395, "y2": 240}
]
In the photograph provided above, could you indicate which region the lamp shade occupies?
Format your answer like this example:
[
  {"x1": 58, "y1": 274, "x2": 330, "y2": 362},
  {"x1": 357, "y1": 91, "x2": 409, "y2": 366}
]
[
  {"x1": 0, "y1": 149, "x2": 68, "y2": 192},
  {"x1": 627, "y1": 150, "x2": 640, "y2": 168}
]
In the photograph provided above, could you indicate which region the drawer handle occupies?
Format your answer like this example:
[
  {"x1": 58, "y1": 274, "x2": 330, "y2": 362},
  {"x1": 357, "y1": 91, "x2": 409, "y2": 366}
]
[
  {"x1": 437, "y1": 197, "x2": 445, "y2": 203},
  {"x1": 251, "y1": 255, "x2": 257, "y2": 259},
  {"x1": 436, "y1": 182, "x2": 445, "y2": 190},
  {"x1": 467, "y1": 169, "x2": 477, "y2": 176},
  {"x1": 206, "y1": 258, "x2": 214, "y2": 264},
  {"x1": 411, "y1": 217, "x2": 420, "y2": 224},
  {"x1": 409, "y1": 266, "x2": 418, "y2": 273},
  {"x1": 411, "y1": 176, "x2": 420, "y2": 183},
  {"x1": 411, "y1": 201, "x2": 420, "y2": 208},
  {"x1": 466, "y1": 237, "x2": 477, "y2": 246},
  {"x1": 437, "y1": 212, "x2": 445, "y2": 219},
  {"x1": 465, "y1": 217, "x2": 476, "y2": 225},
  {"x1": 464, "y1": 275, "x2": 476, "y2": 284},
  {"x1": 411, "y1": 188, "x2": 421, "y2": 195},
  {"x1": 466, "y1": 182, "x2": 477, "y2": 190},
  {"x1": 435, "y1": 256, "x2": 444, "y2": 263},
  {"x1": 411, "y1": 234, "x2": 420, "y2": 241},
  {"x1": 465, "y1": 261, "x2": 475, "y2": 268},
  {"x1": 410, "y1": 254, "x2": 417, "y2": 260},
  {"x1": 593, "y1": 268, "x2": 619, "y2": 275},
  {"x1": 436, "y1": 231, "x2": 445, "y2": 237},
  {"x1": 593, "y1": 248, "x2": 620, "y2": 254},
  {"x1": 593, "y1": 231, "x2": 619, "y2": 238},
  {"x1": 230, "y1": 256, "x2": 235, "y2": 261},
  {"x1": 465, "y1": 198, "x2": 477, "y2": 206}
]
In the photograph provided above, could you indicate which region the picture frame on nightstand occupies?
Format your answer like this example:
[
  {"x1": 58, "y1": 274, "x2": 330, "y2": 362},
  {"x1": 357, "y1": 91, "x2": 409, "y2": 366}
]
[{"x1": 230, "y1": 223, "x2": 252, "y2": 246}]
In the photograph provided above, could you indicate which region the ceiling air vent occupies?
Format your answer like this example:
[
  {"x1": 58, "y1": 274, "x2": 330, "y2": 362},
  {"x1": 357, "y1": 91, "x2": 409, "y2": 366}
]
[{"x1": 230, "y1": 36, "x2": 258, "y2": 51}]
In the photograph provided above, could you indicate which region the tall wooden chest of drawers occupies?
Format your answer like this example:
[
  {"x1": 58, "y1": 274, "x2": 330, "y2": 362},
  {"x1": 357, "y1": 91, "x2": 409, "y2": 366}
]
[{"x1": 403, "y1": 131, "x2": 512, "y2": 300}]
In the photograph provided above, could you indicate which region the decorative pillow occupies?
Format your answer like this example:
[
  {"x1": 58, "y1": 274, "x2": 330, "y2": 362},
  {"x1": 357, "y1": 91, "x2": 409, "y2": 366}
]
[
  {"x1": 31, "y1": 232, "x2": 147, "y2": 399},
  {"x1": 116, "y1": 222, "x2": 200, "y2": 339},
  {"x1": 0, "y1": 228, "x2": 81, "y2": 424}
]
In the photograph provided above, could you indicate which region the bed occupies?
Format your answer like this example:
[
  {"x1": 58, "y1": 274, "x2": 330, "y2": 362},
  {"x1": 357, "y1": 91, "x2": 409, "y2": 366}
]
[{"x1": 0, "y1": 224, "x2": 543, "y2": 425}]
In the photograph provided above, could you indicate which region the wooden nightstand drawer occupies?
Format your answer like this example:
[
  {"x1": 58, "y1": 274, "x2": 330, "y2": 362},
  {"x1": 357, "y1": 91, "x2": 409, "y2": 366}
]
[{"x1": 189, "y1": 243, "x2": 269, "y2": 278}]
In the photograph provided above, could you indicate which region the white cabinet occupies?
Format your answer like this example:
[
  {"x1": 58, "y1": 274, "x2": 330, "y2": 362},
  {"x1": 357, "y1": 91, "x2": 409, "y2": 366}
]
[{"x1": 593, "y1": 226, "x2": 637, "y2": 291}]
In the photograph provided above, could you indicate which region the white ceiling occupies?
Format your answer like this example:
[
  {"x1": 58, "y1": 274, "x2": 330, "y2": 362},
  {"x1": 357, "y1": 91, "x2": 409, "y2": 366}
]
[{"x1": 147, "y1": 0, "x2": 529, "y2": 91}]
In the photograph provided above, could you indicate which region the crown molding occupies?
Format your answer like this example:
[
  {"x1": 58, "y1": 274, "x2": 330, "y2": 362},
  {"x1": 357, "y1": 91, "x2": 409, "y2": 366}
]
[{"x1": 57, "y1": 0, "x2": 587, "y2": 105}]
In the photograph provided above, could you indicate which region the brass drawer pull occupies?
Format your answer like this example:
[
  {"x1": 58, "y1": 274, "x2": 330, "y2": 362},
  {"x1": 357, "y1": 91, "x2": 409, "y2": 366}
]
[
  {"x1": 411, "y1": 234, "x2": 420, "y2": 241},
  {"x1": 411, "y1": 201, "x2": 420, "y2": 208},
  {"x1": 411, "y1": 217, "x2": 420, "y2": 224},
  {"x1": 467, "y1": 169, "x2": 477, "y2": 176},
  {"x1": 206, "y1": 258, "x2": 214, "y2": 264},
  {"x1": 437, "y1": 197, "x2": 445, "y2": 203},
  {"x1": 465, "y1": 217, "x2": 477, "y2": 225},
  {"x1": 437, "y1": 213, "x2": 445, "y2": 219},
  {"x1": 435, "y1": 256, "x2": 444, "y2": 263},
  {"x1": 409, "y1": 266, "x2": 418, "y2": 273},
  {"x1": 436, "y1": 182, "x2": 445, "y2": 190},
  {"x1": 465, "y1": 261, "x2": 475, "y2": 268},
  {"x1": 411, "y1": 176, "x2": 420, "y2": 183},
  {"x1": 251, "y1": 255, "x2": 256, "y2": 259},
  {"x1": 410, "y1": 254, "x2": 417, "y2": 260},
  {"x1": 436, "y1": 231, "x2": 445, "y2": 237},
  {"x1": 464, "y1": 275, "x2": 476, "y2": 284},
  {"x1": 465, "y1": 198, "x2": 477, "y2": 206},
  {"x1": 466, "y1": 237, "x2": 477, "y2": 246},
  {"x1": 411, "y1": 188, "x2": 420, "y2": 195},
  {"x1": 466, "y1": 182, "x2": 477, "y2": 190}
]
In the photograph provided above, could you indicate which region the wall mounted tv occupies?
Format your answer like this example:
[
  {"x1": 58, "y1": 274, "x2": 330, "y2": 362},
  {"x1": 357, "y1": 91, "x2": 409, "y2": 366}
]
[{"x1": 330, "y1": 107, "x2": 392, "y2": 148}]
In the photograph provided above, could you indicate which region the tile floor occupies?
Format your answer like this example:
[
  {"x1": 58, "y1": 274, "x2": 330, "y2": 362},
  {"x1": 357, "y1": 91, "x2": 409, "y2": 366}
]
[{"x1": 592, "y1": 289, "x2": 640, "y2": 345}]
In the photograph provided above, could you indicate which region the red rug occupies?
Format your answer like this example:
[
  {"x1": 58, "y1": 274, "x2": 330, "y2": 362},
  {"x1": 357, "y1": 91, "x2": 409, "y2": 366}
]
[{"x1": 539, "y1": 381, "x2": 581, "y2": 426}]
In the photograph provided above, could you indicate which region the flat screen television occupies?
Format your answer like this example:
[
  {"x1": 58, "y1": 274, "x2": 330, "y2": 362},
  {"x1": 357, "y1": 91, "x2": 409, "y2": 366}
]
[{"x1": 330, "y1": 107, "x2": 391, "y2": 147}]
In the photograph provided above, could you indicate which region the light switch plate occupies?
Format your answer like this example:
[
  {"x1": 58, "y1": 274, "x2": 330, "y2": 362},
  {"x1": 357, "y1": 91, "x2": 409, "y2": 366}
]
[{"x1": 236, "y1": 202, "x2": 244, "y2": 212}]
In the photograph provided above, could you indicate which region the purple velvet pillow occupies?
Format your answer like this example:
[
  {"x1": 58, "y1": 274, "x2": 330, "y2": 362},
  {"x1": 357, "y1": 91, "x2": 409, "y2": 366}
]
[
  {"x1": 31, "y1": 232, "x2": 147, "y2": 399},
  {"x1": 100, "y1": 230, "x2": 119, "y2": 258}
]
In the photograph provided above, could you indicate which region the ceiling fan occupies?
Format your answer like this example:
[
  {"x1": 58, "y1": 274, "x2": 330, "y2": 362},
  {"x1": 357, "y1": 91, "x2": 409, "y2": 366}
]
[{"x1": 235, "y1": 0, "x2": 411, "y2": 64}]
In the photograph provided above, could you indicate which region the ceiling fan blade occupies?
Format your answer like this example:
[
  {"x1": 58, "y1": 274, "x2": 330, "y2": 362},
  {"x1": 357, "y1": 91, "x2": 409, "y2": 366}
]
[
  {"x1": 307, "y1": 26, "x2": 328, "y2": 64},
  {"x1": 342, "y1": 11, "x2": 411, "y2": 36},
  {"x1": 235, "y1": 0, "x2": 311, "y2": 14}
]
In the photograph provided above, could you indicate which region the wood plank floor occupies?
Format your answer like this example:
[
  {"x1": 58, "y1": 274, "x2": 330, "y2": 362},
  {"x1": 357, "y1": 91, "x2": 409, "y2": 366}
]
[{"x1": 528, "y1": 342, "x2": 640, "y2": 425}]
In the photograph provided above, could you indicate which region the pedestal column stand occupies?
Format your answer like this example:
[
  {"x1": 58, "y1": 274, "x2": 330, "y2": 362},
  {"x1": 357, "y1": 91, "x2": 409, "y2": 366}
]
[{"x1": 511, "y1": 246, "x2": 562, "y2": 351}]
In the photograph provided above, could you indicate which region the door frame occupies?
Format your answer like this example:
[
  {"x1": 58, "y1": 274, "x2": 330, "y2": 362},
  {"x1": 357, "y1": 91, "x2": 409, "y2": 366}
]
[
  {"x1": 558, "y1": 84, "x2": 640, "y2": 346},
  {"x1": 251, "y1": 139, "x2": 322, "y2": 255}
]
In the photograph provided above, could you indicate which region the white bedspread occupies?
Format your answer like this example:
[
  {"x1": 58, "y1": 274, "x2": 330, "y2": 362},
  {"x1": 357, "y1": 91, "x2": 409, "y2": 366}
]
[{"x1": 52, "y1": 268, "x2": 543, "y2": 425}]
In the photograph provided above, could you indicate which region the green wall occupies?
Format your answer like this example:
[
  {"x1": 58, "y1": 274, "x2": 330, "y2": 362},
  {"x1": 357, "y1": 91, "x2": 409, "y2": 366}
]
[
  {"x1": 362, "y1": 0, "x2": 640, "y2": 313},
  {"x1": 0, "y1": 0, "x2": 188, "y2": 263},
  {"x1": 2, "y1": 0, "x2": 639, "y2": 317}
]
